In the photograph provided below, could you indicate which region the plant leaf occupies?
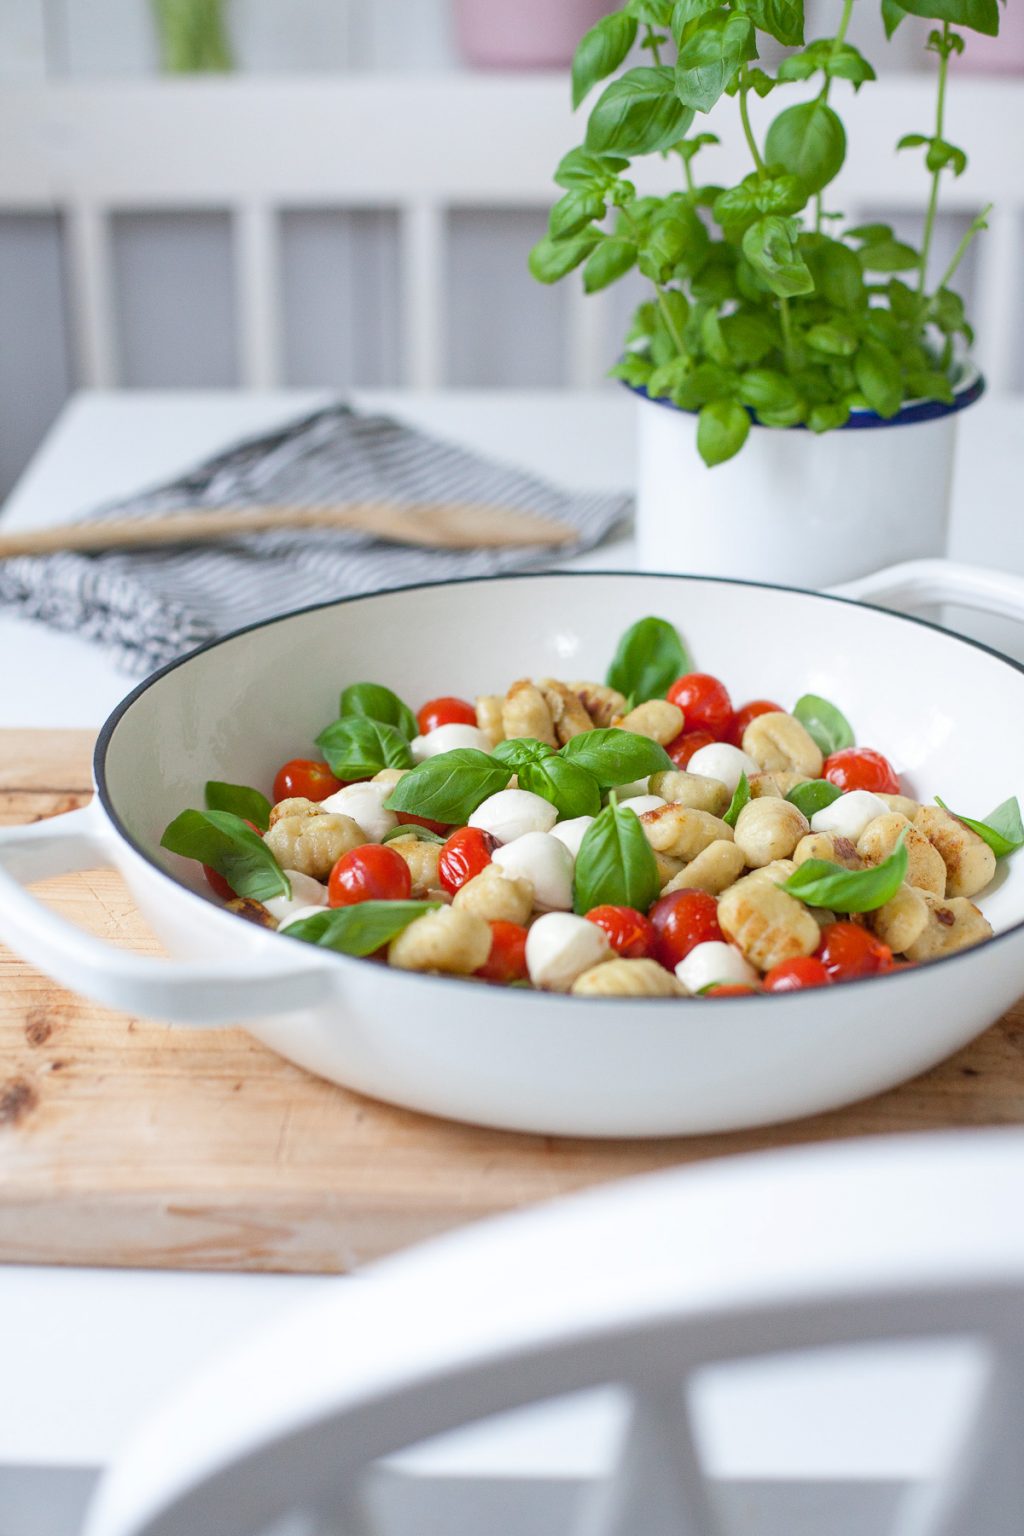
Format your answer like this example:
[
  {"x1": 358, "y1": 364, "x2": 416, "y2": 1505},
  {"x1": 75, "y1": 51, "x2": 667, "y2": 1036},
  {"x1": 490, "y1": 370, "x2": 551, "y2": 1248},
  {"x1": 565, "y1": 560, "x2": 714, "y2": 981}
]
[
  {"x1": 674, "y1": 11, "x2": 758, "y2": 114},
  {"x1": 742, "y1": 215, "x2": 814, "y2": 298},
  {"x1": 605, "y1": 616, "x2": 691, "y2": 705},
  {"x1": 520, "y1": 756, "x2": 603, "y2": 819},
  {"x1": 204, "y1": 780, "x2": 272, "y2": 832},
  {"x1": 735, "y1": 0, "x2": 804, "y2": 46},
  {"x1": 786, "y1": 779, "x2": 844, "y2": 819},
  {"x1": 697, "y1": 398, "x2": 751, "y2": 466},
  {"x1": 583, "y1": 237, "x2": 637, "y2": 292},
  {"x1": 572, "y1": 12, "x2": 639, "y2": 109},
  {"x1": 282, "y1": 900, "x2": 440, "y2": 956},
  {"x1": 764, "y1": 101, "x2": 846, "y2": 195},
  {"x1": 894, "y1": 0, "x2": 998, "y2": 36},
  {"x1": 492, "y1": 737, "x2": 557, "y2": 771},
  {"x1": 383, "y1": 749, "x2": 509, "y2": 825},
  {"x1": 723, "y1": 771, "x2": 751, "y2": 828},
  {"x1": 934, "y1": 795, "x2": 1024, "y2": 859},
  {"x1": 529, "y1": 231, "x2": 603, "y2": 284},
  {"x1": 339, "y1": 682, "x2": 417, "y2": 742},
  {"x1": 585, "y1": 66, "x2": 694, "y2": 156},
  {"x1": 382, "y1": 823, "x2": 446, "y2": 846},
  {"x1": 573, "y1": 802, "x2": 662, "y2": 915},
  {"x1": 793, "y1": 694, "x2": 855, "y2": 755},
  {"x1": 161, "y1": 809, "x2": 290, "y2": 902},
  {"x1": 315, "y1": 717, "x2": 414, "y2": 779},
  {"x1": 782, "y1": 834, "x2": 909, "y2": 912},
  {"x1": 561, "y1": 728, "x2": 675, "y2": 787},
  {"x1": 854, "y1": 338, "x2": 903, "y2": 418}
]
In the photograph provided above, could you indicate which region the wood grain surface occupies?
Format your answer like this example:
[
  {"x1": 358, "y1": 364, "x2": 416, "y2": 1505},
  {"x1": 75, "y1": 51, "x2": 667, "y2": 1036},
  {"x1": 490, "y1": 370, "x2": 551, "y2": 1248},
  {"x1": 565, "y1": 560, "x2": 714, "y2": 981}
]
[{"x1": 2, "y1": 730, "x2": 1024, "y2": 1275}]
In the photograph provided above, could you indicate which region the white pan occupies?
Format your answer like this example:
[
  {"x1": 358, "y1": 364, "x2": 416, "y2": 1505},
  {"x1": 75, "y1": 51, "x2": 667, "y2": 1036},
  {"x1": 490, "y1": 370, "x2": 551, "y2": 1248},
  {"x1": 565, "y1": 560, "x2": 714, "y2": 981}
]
[{"x1": 3, "y1": 560, "x2": 1024, "y2": 1138}]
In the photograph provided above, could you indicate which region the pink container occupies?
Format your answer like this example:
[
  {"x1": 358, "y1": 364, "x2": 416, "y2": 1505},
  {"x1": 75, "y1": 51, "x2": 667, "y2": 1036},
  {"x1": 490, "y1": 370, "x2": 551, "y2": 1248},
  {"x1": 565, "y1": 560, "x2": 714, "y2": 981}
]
[
  {"x1": 453, "y1": 0, "x2": 612, "y2": 69},
  {"x1": 958, "y1": 16, "x2": 1024, "y2": 73}
]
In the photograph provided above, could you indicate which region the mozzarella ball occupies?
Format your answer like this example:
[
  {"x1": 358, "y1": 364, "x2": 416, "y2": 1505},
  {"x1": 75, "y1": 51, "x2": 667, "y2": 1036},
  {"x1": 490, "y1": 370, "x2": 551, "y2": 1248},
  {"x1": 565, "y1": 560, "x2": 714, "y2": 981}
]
[
  {"x1": 811, "y1": 789, "x2": 890, "y2": 844},
  {"x1": 675, "y1": 941, "x2": 759, "y2": 995},
  {"x1": 550, "y1": 815, "x2": 595, "y2": 861},
  {"x1": 264, "y1": 870, "x2": 328, "y2": 924},
  {"x1": 411, "y1": 723, "x2": 493, "y2": 761},
  {"x1": 320, "y1": 781, "x2": 397, "y2": 843},
  {"x1": 526, "y1": 912, "x2": 611, "y2": 992},
  {"x1": 469, "y1": 787, "x2": 558, "y2": 844},
  {"x1": 685, "y1": 743, "x2": 759, "y2": 794},
  {"x1": 617, "y1": 794, "x2": 665, "y2": 818},
  {"x1": 492, "y1": 832, "x2": 574, "y2": 912}
]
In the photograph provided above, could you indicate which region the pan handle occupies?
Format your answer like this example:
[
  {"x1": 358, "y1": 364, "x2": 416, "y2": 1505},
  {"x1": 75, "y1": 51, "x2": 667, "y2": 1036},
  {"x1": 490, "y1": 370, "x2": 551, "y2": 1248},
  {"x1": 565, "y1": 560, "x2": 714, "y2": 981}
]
[
  {"x1": 0, "y1": 802, "x2": 337, "y2": 1026},
  {"x1": 829, "y1": 558, "x2": 1024, "y2": 625}
]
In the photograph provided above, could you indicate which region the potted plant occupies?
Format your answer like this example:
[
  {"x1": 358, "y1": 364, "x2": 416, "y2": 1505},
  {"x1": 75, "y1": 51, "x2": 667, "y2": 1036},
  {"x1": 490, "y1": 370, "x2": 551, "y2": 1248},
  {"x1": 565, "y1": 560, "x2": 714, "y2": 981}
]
[{"x1": 530, "y1": 0, "x2": 1000, "y2": 587}]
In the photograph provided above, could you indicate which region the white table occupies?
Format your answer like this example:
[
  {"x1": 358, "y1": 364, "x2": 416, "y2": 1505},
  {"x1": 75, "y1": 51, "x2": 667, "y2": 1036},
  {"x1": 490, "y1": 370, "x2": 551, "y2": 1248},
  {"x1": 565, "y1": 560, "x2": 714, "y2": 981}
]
[{"x1": 1, "y1": 388, "x2": 1020, "y2": 1535}]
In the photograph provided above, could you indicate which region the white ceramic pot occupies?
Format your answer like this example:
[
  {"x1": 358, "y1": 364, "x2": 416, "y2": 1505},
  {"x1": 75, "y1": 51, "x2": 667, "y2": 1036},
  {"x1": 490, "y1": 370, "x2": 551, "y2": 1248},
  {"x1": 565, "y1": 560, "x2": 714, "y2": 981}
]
[
  {"x1": 635, "y1": 369, "x2": 984, "y2": 588},
  {"x1": 1, "y1": 562, "x2": 1023, "y2": 1139}
]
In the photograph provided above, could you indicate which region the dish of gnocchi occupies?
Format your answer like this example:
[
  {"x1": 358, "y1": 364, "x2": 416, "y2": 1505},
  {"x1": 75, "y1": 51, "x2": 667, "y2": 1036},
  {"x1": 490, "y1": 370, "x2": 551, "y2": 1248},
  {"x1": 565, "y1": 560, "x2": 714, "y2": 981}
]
[{"x1": 161, "y1": 614, "x2": 1023, "y2": 1000}]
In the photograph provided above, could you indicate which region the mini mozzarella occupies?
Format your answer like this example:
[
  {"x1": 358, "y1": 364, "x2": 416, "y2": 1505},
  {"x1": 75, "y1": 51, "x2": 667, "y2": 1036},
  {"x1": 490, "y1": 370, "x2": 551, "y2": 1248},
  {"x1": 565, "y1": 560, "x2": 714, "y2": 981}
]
[
  {"x1": 611, "y1": 777, "x2": 650, "y2": 800},
  {"x1": 264, "y1": 870, "x2": 329, "y2": 923},
  {"x1": 279, "y1": 903, "x2": 333, "y2": 932},
  {"x1": 685, "y1": 743, "x2": 759, "y2": 794},
  {"x1": 492, "y1": 832, "x2": 574, "y2": 912},
  {"x1": 469, "y1": 788, "x2": 558, "y2": 844},
  {"x1": 526, "y1": 911, "x2": 611, "y2": 992},
  {"x1": 811, "y1": 789, "x2": 890, "y2": 843},
  {"x1": 320, "y1": 781, "x2": 396, "y2": 842},
  {"x1": 675, "y1": 941, "x2": 758, "y2": 995},
  {"x1": 550, "y1": 815, "x2": 595, "y2": 861},
  {"x1": 411, "y1": 723, "x2": 492, "y2": 762},
  {"x1": 617, "y1": 795, "x2": 665, "y2": 818}
]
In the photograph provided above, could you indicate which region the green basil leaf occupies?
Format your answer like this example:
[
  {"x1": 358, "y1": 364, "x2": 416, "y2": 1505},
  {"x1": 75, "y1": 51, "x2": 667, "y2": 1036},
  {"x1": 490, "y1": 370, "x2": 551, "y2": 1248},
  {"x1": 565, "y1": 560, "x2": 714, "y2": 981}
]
[
  {"x1": 742, "y1": 215, "x2": 814, "y2": 298},
  {"x1": 606, "y1": 616, "x2": 691, "y2": 705},
  {"x1": 793, "y1": 694, "x2": 855, "y2": 755},
  {"x1": 736, "y1": 0, "x2": 804, "y2": 47},
  {"x1": 339, "y1": 682, "x2": 417, "y2": 742},
  {"x1": 282, "y1": 900, "x2": 440, "y2": 956},
  {"x1": 549, "y1": 189, "x2": 607, "y2": 240},
  {"x1": 573, "y1": 802, "x2": 661, "y2": 915},
  {"x1": 813, "y1": 239, "x2": 867, "y2": 312},
  {"x1": 764, "y1": 101, "x2": 846, "y2": 196},
  {"x1": 674, "y1": 12, "x2": 758, "y2": 115},
  {"x1": 204, "y1": 780, "x2": 272, "y2": 832},
  {"x1": 562, "y1": 728, "x2": 674, "y2": 789},
  {"x1": 492, "y1": 737, "x2": 557, "y2": 771},
  {"x1": 857, "y1": 239, "x2": 920, "y2": 273},
  {"x1": 723, "y1": 771, "x2": 750, "y2": 829},
  {"x1": 161, "y1": 809, "x2": 290, "y2": 902},
  {"x1": 529, "y1": 231, "x2": 603, "y2": 284},
  {"x1": 519, "y1": 756, "x2": 603, "y2": 819},
  {"x1": 383, "y1": 749, "x2": 509, "y2": 824},
  {"x1": 585, "y1": 67, "x2": 694, "y2": 157},
  {"x1": 315, "y1": 717, "x2": 414, "y2": 779},
  {"x1": 572, "y1": 12, "x2": 639, "y2": 109},
  {"x1": 554, "y1": 147, "x2": 630, "y2": 191},
  {"x1": 671, "y1": 0, "x2": 721, "y2": 39},
  {"x1": 787, "y1": 779, "x2": 844, "y2": 819},
  {"x1": 382, "y1": 824, "x2": 446, "y2": 846},
  {"x1": 781, "y1": 835, "x2": 909, "y2": 913},
  {"x1": 854, "y1": 338, "x2": 903, "y2": 419},
  {"x1": 583, "y1": 237, "x2": 637, "y2": 293},
  {"x1": 934, "y1": 796, "x2": 1024, "y2": 859},
  {"x1": 894, "y1": 0, "x2": 998, "y2": 36},
  {"x1": 698, "y1": 398, "x2": 751, "y2": 467},
  {"x1": 882, "y1": 0, "x2": 908, "y2": 36}
]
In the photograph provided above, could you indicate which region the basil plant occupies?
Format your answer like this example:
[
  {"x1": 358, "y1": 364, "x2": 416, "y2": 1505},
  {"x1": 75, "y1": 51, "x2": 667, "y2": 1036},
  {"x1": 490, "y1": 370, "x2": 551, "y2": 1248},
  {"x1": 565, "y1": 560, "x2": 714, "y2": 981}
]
[{"x1": 530, "y1": 0, "x2": 1001, "y2": 467}]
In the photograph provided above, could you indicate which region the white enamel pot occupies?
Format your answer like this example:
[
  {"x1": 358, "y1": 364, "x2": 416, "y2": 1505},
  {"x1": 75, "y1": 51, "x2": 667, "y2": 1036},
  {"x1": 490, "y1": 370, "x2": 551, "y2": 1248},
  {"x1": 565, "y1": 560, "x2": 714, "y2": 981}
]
[
  {"x1": 2, "y1": 562, "x2": 1024, "y2": 1139},
  {"x1": 634, "y1": 369, "x2": 985, "y2": 588}
]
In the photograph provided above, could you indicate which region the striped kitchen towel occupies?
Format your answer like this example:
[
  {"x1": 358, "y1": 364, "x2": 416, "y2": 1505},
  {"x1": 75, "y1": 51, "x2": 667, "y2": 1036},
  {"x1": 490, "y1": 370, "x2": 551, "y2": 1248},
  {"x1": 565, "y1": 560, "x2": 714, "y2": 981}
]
[{"x1": 0, "y1": 403, "x2": 631, "y2": 676}]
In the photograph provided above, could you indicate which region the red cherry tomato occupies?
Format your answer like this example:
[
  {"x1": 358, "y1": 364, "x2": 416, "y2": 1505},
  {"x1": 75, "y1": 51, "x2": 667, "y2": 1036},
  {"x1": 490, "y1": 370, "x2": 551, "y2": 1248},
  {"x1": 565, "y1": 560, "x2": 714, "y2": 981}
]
[
  {"x1": 273, "y1": 758, "x2": 344, "y2": 804},
  {"x1": 666, "y1": 673, "x2": 733, "y2": 739},
  {"x1": 726, "y1": 699, "x2": 784, "y2": 748},
  {"x1": 475, "y1": 920, "x2": 529, "y2": 983},
  {"x1": 648, "y1": 888, "x2": 723, "y2": 971},
  {"x1": 204, "y1": 819, "x2": 262, "y2": 900},
  {"x1": 763, "y1": 956, "x2": 832, "y2": 992},
  {"x1": 396, "y1": 812, "x2": 450, "y2": 836},
  {"x1": 438, "y1": 826, "x2": 497, "y2": 894},
  {"x1": 328, "y1": 844, "x2": 411, "y2": 908},
  {"x1": 823, "y1": 748, "x2": 900, "y2": 796},
  {"x1": 666, "y1": 729, "x2": 717, "y2": 770},
  {"x1": 585, "y1": 904, "x2": 657, "y2": 960},
  {"x1": 704, "y1": 983, "x2": 760, "y2": 997},
  {"x1": 815, "y1": 921, "x2": 893, "y2": 982},
  {"x1": 417, "y1": 696, "x2": 477, "y2": 734}
]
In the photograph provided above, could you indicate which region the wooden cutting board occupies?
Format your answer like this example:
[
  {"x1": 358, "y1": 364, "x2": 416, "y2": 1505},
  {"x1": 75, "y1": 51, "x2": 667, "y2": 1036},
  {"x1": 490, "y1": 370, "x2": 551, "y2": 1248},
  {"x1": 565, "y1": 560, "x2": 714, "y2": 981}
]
[{"x1": 3, "y1": 728, "x2": 1024, "y2": 1275}]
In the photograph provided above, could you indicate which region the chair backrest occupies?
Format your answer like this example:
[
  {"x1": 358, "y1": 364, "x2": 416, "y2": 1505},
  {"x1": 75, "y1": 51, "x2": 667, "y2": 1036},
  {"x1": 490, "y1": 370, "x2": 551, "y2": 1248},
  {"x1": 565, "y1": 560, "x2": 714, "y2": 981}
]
[{"x1": 83, "y1": 1130, "x2": 1024, "y2": 1536}]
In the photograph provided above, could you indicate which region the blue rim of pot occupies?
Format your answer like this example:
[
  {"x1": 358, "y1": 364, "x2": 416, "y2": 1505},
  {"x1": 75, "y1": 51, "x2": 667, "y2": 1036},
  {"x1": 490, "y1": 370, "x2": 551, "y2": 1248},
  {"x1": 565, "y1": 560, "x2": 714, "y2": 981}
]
[{"x1": 624, "y1": 358, "x2": 985, "y2": 431}]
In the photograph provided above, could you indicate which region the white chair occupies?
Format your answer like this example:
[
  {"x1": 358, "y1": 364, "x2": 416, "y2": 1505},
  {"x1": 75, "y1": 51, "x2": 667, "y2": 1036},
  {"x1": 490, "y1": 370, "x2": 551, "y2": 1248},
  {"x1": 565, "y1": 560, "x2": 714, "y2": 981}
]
[{"x1": 83, "y1": 1131, "x2": 1024, "y2": 1536}]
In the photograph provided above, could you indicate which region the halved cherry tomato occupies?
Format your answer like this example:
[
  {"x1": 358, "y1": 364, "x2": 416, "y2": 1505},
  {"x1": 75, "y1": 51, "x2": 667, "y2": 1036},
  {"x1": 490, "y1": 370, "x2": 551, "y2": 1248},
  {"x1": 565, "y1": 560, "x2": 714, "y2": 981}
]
[
  {"x1": 823, "y1": 747, "x2": 900, "y2": 796},
  {"x1": 649, "y1": 888, "x2": 723, "y2": 971},
  {"x1": 438, "y1": 826, "x2": 496, "y2": 894},
  {"x1": 273, "y1": 758, "x2": 345, "y2": 804},
  {"x1": 396, "y1": 812, "x2": 450, "y2": 836},
  {"x1": 475, "y1": 920, "x2": 529, "y2": 983},
  {"x1": 204, "y1": 819, "x2": 262, "y2": 900},
  {"x1": 726, "y1": 699, "x2": 783, "y2": 748},
  {"x1": 328, "y1": 844, "x2": 411, "y2": 907},
  {"x1": 815, "y1": 920, "x2": 893, "y2": 982},
  {"x1": 704, "y1": 983, "x2": 760, "y2": 996},
  {"x1": 585, "y1": 904, "x2": 657, "y2": 960},
  {"x1": 763, "y1": 955, "x2": 832, "y2": 992},
  {"x1": 666, "y1": 729, "x2": 717, "y2": 769},
  {"x1": 666, "y1": 673, "x2": 733, "y2": 739},
  {"x1": 417, "y1": 696, "x2": 477, "y2": 734}
]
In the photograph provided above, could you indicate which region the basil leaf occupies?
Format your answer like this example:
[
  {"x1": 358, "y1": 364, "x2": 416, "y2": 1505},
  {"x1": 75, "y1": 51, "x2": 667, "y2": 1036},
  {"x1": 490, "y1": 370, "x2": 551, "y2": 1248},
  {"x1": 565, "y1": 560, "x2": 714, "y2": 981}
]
[
  {"x1": 573, "y1": 802, "x2": 661, "y2": 916},
  {"x1": 315, "y1": 717, "x2": 414, "y2": 779},
  {"x1": 793, "y1": 694, "x2": 855, "y2": 756},
  {"x1": 519, "y1": 756, "x2": 602, "y2": 819},
  {"x1": 585, "y1": 67, "x2": 694, "y2": 157},
  {"x1": 723, "y1": 771, "x2": 750, "y2": 829},
  {"x1": 572, "y1": 11, "x2": 638, "y2": 109},
  {"x1": 606, "y1": 616, "x2": 690, "y2": 706},
  {"x1": 161, "y1": 809, "x2": 290, "y2": 902},
  {"x1": 764, "y1": 101, "x2": 847, "y2": 196},
  {"x1": 895, "y1": 0, "x2": 998, "y2": 37},
  {"x1": 674, "y1": 12, "x2": 757, "y2": 115},
  {"x1": 697, "y1": 399, "x2": 751, "y2": 468},
  {"x1": 382, "y1": 823, "x2": 446, "y2": 846},
  {"x1": 934, "y1": 795, "x2": 1024, "y2": 859},
  {"x1": 787, "y1": 779, "x2": 844, "y2": 819},
  {"x1": 493, "y1": 737, "x2": 556, "y2": 772},
  {"x1": 561, "y1": 728, "x2": 674, "y2": 788},
  {"x1": 339, "y1": 682, "x2": 417, "y2": 743},
  {"x1": 204, "y1": 780, "x2": 271, "y2": 832},
  {"x1": 781, "y1": 835, "x2": 908, "y2": 913},
  {"x1": 282, "y1": 900, "x2": 440, "y2": 956},
  {"x1": 384, "y1": 749, "x2": 509, "y2": 824}
]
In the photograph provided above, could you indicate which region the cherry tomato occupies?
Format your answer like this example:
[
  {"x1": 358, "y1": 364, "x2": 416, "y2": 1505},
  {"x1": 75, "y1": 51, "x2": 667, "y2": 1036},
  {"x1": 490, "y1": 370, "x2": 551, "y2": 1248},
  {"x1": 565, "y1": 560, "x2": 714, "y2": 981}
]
[
  {"x1": 273, "y1": 758, "x2": 344, "y2": 804},
  {"x1": 823, "y1": 747, "x2": 900, "y2": 796},
  {"x1": 396, "y1": 812, "x2": 450, "y2": 836},
  {"x1": 815, "y1": 921, "x2": 893, "y2": 982},
  {"x1": 204, "y1": 819, "x2": 262, "y2": 900},
  {"x1": 417, "y1": 696, "x2": 477, "y2": 734},
  {"x1": 666, "y1": 673, "x2": 733, "y2": 739},
  {"x1": 666, "y1": 729, "x2": 717, "y2": 769},
  {"x1": 763, "y1": 956, "x2": 832, "y2": 992},
  {"x1": 438, "y1": 826, "x2": 497, "y2": 894},
  {"x1": 585, "y1": 904, "x2": 657, "y2": 960},
  {"x1": 704, "y1": 983, "x2": 760, "y2": 997},
  {"x1": 475, "y1": 920, "x2": 529, "y2": 984},
  {"x1": 328, "y1": 844, "x2": 411, "y2": 908},
  {"x1": 726, "y1": 699, "x2": 783, "y2": 748},
  {"x1": 649, "y1": 888, "x2": 723, "y2": 971}
]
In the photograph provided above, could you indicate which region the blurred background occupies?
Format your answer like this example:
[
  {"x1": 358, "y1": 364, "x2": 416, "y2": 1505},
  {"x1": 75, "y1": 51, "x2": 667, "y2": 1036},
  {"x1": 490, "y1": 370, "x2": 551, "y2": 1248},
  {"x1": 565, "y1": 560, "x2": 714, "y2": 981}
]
[{"x1": 1, "y1": 0, "x2": 1021, "y2": 500}]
